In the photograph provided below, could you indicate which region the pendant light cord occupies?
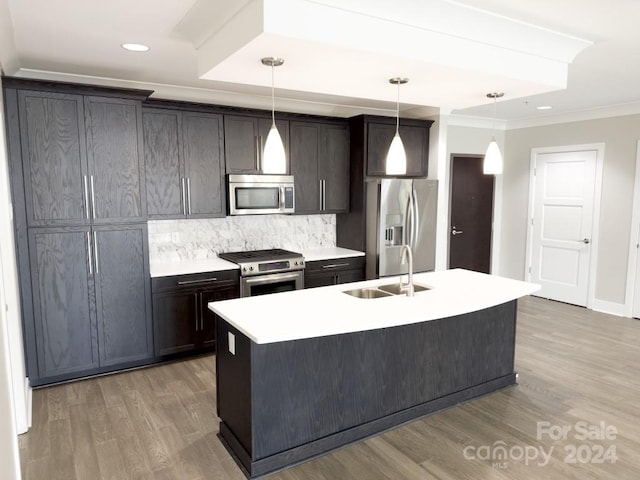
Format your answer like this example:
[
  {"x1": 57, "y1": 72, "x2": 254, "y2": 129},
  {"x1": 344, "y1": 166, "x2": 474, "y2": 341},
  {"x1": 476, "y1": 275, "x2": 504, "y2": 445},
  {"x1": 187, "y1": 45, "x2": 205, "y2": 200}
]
[
  {"x1": 396, "y1": 80, "x2": 400, "y2": 134},
  {"x1": 491, "y1": 94, "x2": 496, "y2": 138},
  {"x1": 271, "y1": 64, "x2": 276, "y2": 126}
]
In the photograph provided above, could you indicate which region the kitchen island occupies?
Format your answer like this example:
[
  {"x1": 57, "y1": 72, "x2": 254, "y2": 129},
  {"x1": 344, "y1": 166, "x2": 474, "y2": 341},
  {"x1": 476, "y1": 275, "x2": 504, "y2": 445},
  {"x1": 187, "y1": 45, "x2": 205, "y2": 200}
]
[{"x1": 209, "y1": 269, "x2": 539, "y2": 478}]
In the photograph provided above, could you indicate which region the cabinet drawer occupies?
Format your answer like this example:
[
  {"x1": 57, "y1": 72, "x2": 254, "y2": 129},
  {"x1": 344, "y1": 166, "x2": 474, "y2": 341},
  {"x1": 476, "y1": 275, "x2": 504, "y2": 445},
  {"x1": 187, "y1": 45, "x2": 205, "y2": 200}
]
[
  {"x1": 152, "y1": 269, "x2": 239, "y2": 293},
  {"x1": 305, "y1": 256, "x2": 365, "y2": 274}
]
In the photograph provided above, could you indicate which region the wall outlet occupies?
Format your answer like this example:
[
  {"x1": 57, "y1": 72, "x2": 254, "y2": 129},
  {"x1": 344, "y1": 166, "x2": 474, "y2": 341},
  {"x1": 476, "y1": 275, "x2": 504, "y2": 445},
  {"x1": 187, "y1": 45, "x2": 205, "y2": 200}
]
[{"x1": 228, "y1": 332, "x2": 236, "y2": 355}]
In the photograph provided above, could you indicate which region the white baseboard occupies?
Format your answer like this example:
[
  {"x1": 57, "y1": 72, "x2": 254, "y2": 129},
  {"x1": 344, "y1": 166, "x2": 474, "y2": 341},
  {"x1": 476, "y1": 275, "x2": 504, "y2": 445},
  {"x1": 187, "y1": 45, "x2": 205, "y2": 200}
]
[
  {"x1": 15, "y1": 377, "x2": 31, "y2": 435},
  {"x1": 592, "y1": 299, "x2": 626, "y2": 317}
]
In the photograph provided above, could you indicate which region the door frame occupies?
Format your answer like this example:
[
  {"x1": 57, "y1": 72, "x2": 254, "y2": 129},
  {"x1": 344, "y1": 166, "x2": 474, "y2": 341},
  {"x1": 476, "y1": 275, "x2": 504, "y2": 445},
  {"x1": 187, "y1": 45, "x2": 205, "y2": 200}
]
[
  {"x1": 525, "y1": 143, "x2": 604, "y2": 310},
  {"x1": 624, "y1": 140, "x2": 640, "y2": 317},
  {"x1": 447, "y1": 154, "x2": 497, "y2": 273}
]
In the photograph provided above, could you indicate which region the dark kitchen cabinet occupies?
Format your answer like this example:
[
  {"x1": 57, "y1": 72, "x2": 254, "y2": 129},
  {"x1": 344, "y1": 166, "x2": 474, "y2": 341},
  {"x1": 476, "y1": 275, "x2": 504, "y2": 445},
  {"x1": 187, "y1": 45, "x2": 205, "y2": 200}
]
[
  {"x1": 353, "y1": 115, "x2": 431, "y2": 178},
  {"x1": 304, "y1": 256, "x2": 365, "y2": 288},
  {"x1": 17, "y1": 91, "x2": 89, "y2": 227},
  {"x1": 224, "y1": 114, "x2": 289, "y2": 174},
  {"x1": 290, "y1": 120, "x2": 349, "y2": 214},
  {"x1": 93, "y1": 225, "x2": 153, "y2": 366},
  {"x1": 15, "y1": 91, "x2": 147, "y2": 226},
  {"x1": 28, "y1": 227, "x2": 98, "y2": 379},
  {"x1": 143, "y1": 108, "x2": 225, "y2": 219},
  {"x1": 152, "y1": 269, "x2": 240, "y2": 358},
  {"x1": 84, "y1": 96, "x2": 146, "y2": 222},
  {"x1": 27, "y1": 223, "x2": 152, "y2": 384}
]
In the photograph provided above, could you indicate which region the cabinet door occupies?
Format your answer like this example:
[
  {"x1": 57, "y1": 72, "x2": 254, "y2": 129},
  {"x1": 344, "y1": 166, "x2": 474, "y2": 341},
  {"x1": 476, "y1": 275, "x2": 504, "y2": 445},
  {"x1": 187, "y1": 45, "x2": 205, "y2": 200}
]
[
  {"x1": 152, "y1": 290, "x2": 199, "y2": 356},
  {"x1": 143, "y1": 109, "x2": 185, "y2": 218},
  {"x1": 93, "y1": 224, "x2": 153, "y2": 366},
  {"x1": 336, "y1": 269, "x2": 365, "y2": 285},
  {"x1": 18, "y1": 91, "x2": 89, "y2": 226},
  {"x1": 200, "y1": 284, "x2": 240, "y2": 349},
  {"x1": 290, "y1": 121, "x2": 320, "y2": 213},
  {"x1": 85, "y1": 97, "x2": 146, "y2": 222},
  {"x1": 224, "y1": 115, "x2": 259, "y2": 174},
  {"x1": 28, "y1": 228, "x2": 98, "y2": 379},
  {"x1": 319, "y1": 124, "x2": 349, "y2": 212},
  {"x1": 367, "y1": 123, "x2": 428, "y2": 177},
  {"x1": 183, "y1": 112, "x2": 225, "y2": 217},
  {"x1": 258, "y1": 117, "x2": 290, "y2": 174},
  {"x1": 304, "y1": 272, "x2": 336, "y2": 289}
]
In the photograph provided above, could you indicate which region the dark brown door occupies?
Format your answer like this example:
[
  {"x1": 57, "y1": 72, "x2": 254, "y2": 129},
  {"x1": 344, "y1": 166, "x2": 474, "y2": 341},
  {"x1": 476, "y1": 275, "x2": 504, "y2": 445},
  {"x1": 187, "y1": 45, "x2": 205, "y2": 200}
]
[{"x1": 449, "y1": 155, "x2": 494, "y2": 273}]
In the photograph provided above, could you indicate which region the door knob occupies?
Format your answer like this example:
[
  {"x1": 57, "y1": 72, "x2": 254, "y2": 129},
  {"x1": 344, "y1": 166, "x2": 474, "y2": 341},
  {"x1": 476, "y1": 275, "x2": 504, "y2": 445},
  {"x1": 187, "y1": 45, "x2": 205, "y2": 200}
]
[
  {"x1": 452, "y1": 228, "x2": 463, "y2": 236},
  {"x1": 581, "y1": 238, "x2": 590, "y2": 244}
]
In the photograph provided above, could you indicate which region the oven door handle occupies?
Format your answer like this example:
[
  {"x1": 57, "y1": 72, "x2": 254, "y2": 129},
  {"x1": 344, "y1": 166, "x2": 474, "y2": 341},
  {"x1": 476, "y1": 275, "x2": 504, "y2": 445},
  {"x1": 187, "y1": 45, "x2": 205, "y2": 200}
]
[{"x1": 243, "y1": 272, "x2": 302, "y2": 284}]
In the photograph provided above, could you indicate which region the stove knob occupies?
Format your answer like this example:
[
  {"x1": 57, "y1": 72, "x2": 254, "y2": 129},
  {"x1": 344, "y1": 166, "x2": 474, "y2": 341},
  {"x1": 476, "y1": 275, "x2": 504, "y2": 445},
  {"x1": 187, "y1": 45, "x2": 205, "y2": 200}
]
[
  {"x1": 294, "y1": 261, "x2": 299, "y2": 266},
  {"x1": 249, "y1": 266, "x2": 254, "y2": 271},
  {"x1": 242, "y1": 267, "x2": 247, "y2": 272}
]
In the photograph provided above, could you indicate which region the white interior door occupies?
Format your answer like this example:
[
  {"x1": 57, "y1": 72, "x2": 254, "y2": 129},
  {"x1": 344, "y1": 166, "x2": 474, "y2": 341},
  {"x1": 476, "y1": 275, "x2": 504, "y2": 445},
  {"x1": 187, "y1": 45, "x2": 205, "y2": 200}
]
[{"x1": 529, "y1": 149, "x2": 598, "y2": 306}]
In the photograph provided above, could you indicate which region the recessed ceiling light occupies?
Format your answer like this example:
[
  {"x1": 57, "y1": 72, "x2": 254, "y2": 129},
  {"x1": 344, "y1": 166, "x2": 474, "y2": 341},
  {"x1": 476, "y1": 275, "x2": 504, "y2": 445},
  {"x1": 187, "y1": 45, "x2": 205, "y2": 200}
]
[
  {"x1": 121, "y1": 43, "x2": 149, "y2": 52},
  {"x1": 537, "y1": 105, "x2": 552, "y2": 110}
]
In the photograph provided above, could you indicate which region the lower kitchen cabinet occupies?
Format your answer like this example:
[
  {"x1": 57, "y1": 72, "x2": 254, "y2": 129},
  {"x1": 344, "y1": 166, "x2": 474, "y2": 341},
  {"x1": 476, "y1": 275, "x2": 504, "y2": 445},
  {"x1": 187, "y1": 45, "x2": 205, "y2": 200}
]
[
  {"x1": 304, "y1": 256, "x2": 365, "y2": 288},
  {"x1": 151, "y1": 270, "x2": 240, "y2": 358},
  {"x1": 27, "y1": 224, "x2": 153, "y2": 386}
]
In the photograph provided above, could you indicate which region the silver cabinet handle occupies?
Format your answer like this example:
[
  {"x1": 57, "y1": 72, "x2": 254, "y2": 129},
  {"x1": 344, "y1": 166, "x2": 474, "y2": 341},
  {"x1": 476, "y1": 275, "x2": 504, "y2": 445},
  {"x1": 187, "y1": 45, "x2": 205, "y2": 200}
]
[
  {"x1": 322, "y1": 263, "x2": 350, "y2": 269},
  {"x1": 93, "y1": 231, "x2": 99, "y2": 274},
  {"x1": 90, "y1": 175, "x2": 96, "y2": 219},
  {"x1": 452, "y1": 228, "x2": 463, "y2": 236},
  {"x1": 319, "y1": 180, "x2": 323, "y2": 210},
  {"x1": 256, "y1": 135, "x2": 261, "y2": 172},
  {"x1": 199, "y1": 292, "x2": 204, "y2": 331},
  {"x1": 181, "y1": 178, "x2": 187, "y2": 216},
  {"x1": 280, "y1": 186, "x2": 285, "y2": 210},
  {"x1": 194, "y1": 293, "x2": 199, "y2": 332},
  {"x1": 186, "y1": 178, "x2": 192, "y2": 215},
  {"x1": 83, "y1": 175, "x2": 90, "y2": 219},
  {"x1": 322, "y1": 180, "x2": 326, "y2": 211},
  {"x1": 86, "y1": 232, "x2": 93, "y2": 276},
  {"x1": 177, "y1": 277, "x2": 218, "y2": 286}
]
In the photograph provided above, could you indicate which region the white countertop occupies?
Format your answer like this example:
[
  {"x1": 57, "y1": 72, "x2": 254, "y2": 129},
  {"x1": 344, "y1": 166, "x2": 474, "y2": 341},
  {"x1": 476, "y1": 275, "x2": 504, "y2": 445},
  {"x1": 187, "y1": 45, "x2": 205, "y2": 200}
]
[
  {"x1": 300, "y1": 247, "x2": 365, "y2": 262},
  {"x1": 150, "y1": 257, "x2": 238, "y2": 277},
  {"x1": 150, "y1": 247, "x2": 364, "y2": 277},
  {"x1": 209, "y1": 269, "x2": 540, "y2": 344}
]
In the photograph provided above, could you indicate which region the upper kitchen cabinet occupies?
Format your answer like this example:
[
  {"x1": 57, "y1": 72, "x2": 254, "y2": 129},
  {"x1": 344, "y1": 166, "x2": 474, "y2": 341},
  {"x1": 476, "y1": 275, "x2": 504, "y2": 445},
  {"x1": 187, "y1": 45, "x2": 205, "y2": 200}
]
[
  {"x1": 352, "y1": 115, "x2": 433, "y2": 178},
  {"x1": 84, "y1": 97, "x2": 146, "y2": 223},
  {"x1": 17, "y1": 91, "x2": 90, "y2": 227},
  {"x1": 224, "y1": 114, "x2": 289, "y2": 174},
  {"x1": 143, "y1": 108, "x2": 225, "y2": 219},
  {"x1": 15, "y1": 91, "x2": 148, "y2": 226},
  {"x1": 290, "y1": 120, "x2": 349, "y2": 214}
]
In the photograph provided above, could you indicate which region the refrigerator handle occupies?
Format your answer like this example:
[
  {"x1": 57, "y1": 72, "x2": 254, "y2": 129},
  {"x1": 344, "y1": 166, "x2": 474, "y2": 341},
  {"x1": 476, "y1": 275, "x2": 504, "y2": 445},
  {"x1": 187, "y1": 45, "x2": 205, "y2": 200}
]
[
  {"x1": 412, "y1": 187, "x2": 420, "y2": 250},
  {"x1": 404, "y1": 191, "x2": 412, "y2": 246}
]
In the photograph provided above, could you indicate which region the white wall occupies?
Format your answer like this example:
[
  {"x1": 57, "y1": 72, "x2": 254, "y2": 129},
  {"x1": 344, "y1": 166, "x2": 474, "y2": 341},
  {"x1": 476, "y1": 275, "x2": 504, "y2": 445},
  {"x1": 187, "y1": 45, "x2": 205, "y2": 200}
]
[
  {"x1": 0, "y1": 79, "x2": 23, "y2": 479},
  {"x1": 501, "y1": 114, "x2": 640, "y2": 305}
]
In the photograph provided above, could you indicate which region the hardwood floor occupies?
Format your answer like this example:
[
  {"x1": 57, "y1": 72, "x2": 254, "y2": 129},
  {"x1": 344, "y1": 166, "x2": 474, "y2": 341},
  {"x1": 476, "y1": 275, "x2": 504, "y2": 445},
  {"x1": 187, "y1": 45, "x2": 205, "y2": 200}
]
[{"x1": 19, "y1": 296, "x2": 640, "y2": 479}]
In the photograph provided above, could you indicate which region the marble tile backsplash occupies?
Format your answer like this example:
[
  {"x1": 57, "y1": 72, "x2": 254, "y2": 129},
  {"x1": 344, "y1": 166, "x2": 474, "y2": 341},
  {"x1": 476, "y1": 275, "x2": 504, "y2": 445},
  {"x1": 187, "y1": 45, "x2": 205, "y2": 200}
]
[{"x1": 148, "y1": 215, "x2": 336, "y2": 262}]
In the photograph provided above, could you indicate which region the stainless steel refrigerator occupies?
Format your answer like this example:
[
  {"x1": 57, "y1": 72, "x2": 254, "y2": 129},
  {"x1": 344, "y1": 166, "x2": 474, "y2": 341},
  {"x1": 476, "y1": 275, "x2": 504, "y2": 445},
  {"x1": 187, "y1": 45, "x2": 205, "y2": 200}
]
[{"x1": 365, "y1": 179, "x2": 438, "y2": 278}]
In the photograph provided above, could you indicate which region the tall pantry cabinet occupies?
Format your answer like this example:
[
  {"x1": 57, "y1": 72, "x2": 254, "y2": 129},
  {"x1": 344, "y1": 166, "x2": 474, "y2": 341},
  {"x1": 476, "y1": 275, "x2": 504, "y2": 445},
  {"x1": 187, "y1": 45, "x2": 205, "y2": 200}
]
[{"x1": 4, "y1": 81, "x2": 154, "y2": 386}]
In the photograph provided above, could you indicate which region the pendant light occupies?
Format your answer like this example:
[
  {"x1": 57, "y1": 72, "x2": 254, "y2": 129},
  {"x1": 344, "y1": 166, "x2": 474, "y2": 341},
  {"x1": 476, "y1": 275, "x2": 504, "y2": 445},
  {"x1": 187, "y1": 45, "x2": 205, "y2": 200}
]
[
  {"x1": 484, "y1": 92, "x2": 504, "y2": 175},
  {"x1": 261, "y1": 57, "x2": 286, "y2": 174},
  {"x1": 386, "y1": 77, "x2": 409, "y2": 175}
]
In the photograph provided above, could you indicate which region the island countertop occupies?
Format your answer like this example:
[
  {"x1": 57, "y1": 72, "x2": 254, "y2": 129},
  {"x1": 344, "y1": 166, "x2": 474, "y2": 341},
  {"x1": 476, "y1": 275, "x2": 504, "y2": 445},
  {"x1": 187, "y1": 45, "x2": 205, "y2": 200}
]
[{"x1": 209, "y1": 269, "x2": 540, "y2": 344}]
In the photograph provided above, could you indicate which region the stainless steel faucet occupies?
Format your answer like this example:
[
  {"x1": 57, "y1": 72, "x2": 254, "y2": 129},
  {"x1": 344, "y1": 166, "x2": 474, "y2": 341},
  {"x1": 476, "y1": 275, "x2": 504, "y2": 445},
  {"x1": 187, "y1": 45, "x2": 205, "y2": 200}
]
[{"x1": 400, "y1": 244, "x2": 415, "y2": 297}]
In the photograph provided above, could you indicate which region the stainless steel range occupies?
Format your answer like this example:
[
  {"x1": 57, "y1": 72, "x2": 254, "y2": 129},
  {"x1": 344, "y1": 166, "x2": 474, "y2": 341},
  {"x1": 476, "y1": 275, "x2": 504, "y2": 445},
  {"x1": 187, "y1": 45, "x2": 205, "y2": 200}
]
[{"x1": 218, "y1": 248, "x2": 305, "y2": 297}]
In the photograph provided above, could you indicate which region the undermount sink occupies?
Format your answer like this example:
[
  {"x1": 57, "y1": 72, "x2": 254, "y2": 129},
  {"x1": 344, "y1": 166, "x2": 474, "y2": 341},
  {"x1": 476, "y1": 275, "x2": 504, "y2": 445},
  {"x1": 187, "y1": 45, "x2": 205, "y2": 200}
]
[
  {"x1": 342, "y1": 287, "x2": 393, "y2": 299},
  {"x1": 377, "y1": 283, "x2": 431, "y2": 295},
  {"x1": 343, "y1": 283, "x2": 431, "y2": 299}
]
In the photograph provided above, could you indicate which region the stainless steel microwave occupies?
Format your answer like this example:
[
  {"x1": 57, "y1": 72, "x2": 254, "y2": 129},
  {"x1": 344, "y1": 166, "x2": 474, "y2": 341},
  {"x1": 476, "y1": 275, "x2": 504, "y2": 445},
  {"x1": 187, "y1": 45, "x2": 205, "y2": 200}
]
[{"x1": 227, "y1": 174, "x2": 295, "y2": 215}]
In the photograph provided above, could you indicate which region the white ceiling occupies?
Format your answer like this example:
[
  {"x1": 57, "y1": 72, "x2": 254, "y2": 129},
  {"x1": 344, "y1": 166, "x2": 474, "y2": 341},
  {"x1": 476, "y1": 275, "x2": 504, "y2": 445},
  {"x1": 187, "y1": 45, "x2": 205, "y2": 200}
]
[{"x1": 1, "y1": 0, "x2": 640, "y2": 126}]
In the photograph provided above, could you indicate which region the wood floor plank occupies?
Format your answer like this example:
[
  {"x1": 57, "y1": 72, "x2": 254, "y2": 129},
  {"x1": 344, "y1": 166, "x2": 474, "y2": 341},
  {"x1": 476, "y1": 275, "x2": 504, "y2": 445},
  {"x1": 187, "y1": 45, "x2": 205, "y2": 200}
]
[{"x1": 18, "y1": 296, "x2": 640, "y2": 479}]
